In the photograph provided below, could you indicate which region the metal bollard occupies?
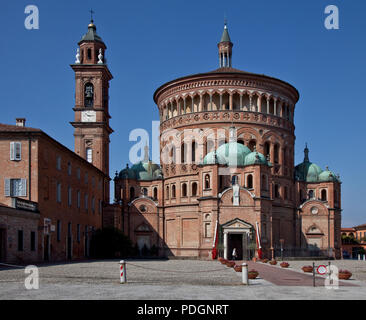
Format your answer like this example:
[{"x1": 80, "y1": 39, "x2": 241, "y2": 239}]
[
  {"x1": 364, "y1": 255, "x2": 366, "y2": 261},
  {"x1": 358, "y1": 254, "x2": 361, "y2": 261},
  {"x1": 242, "y1": 263, "x2": 249, "y2": 285},
  {"x1": 120, "y1": 260, "x2": 127, "y2": 284}
]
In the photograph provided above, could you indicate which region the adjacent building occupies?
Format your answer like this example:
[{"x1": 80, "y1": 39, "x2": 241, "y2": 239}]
[{"x1": 0, "y1": 19, "x2": 112, "y2": 263}]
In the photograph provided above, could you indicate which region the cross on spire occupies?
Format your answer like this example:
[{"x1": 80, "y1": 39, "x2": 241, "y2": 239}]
[{"x1": 90, "y1": 9, "x2": 94, "y2": 22}]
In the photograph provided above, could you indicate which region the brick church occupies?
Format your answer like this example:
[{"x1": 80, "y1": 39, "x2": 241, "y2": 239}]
[
  {"x1": 113, "y1": 22, "x2": 342, "y2": 260},
  {"x1": 0, "y1": 19, "x2": 342, "y2": 264}
]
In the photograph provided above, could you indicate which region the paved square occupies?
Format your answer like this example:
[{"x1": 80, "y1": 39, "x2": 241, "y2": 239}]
[{"x1": 1, "y1": 259, "x2": 366, "y2": 299}]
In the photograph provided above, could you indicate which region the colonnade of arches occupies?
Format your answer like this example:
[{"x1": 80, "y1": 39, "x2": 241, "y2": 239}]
[{"x1": 159, "y1": 91, "x2": 293, "y2": 122}]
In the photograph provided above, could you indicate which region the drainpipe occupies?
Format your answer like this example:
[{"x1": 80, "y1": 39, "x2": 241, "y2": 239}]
[{"x1": 28, "y1": 134, "x2": 31, "y2": 201}]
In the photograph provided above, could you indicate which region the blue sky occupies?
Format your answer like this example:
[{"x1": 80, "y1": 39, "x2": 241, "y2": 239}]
[{"x1": 0, "y1": 0, "x2": 365, "y2": 227}]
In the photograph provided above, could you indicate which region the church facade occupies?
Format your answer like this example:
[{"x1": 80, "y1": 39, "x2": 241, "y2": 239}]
[{"x1": 113, "y1": 24, "x2": 342, "y2": 260}]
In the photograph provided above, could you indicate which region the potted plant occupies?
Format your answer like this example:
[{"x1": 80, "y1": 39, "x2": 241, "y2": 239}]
[
  {"x1": 226, "y1": 260, "x2": 235, "y2": 268},
  {"x1": 280, "y1": 262, "x2": 290, "y2": 268},
  {"x1": 338, "y1": 269, "x2": 352, "y2": 280},
  {"x1": 261, "y1": 258, "x2": 269, "y2": 263},
  {"x1": 248, "y1": 269, "x2": 259, "y2": 279},
  {"x1": 234, "y1": 264, "x2": 242, "y2": 272},
  {"x1": 302, "y1": 265, "x2": 313, "y2": 273},
  {"x1": 219, "y1": 258, "x2": 227, "y2": 265},
  {"x1": 269, "y1": 259, "x2": 277, "y2": 265},
  {"x1": 218, "y1": 257, "x2": 224, "y2": 263}
]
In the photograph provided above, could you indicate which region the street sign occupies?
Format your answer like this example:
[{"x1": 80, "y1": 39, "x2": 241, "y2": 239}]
[{"x1": 317, "y1": 265, "x2": 327, "y2": 275}]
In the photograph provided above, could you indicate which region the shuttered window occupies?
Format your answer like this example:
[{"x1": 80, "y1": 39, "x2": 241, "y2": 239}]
[
  {"x1": 56, "y1": 182, "x2": 61, "y2": 203},
  {"x1": 4, "y1": 178, "x2": 27, "y2": 197},
  {"x1": 10, "y1": 142, "x2": 21, "y2": 161}
]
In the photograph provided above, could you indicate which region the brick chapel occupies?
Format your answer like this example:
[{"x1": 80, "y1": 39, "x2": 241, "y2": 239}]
[{"x1": 113, "y1": 22, "x2": 342, "y2": 260}]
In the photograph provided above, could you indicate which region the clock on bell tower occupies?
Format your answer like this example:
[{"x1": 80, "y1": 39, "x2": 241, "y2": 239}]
[{"x1": 70, "y1": 18, "x2": 113, "y2": 176}]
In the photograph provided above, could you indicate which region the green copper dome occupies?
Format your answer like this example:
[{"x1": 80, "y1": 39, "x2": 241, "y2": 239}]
[
  {"x1": 295, "y1": 144, "x2": 325, "y2": 182},
  {"x1": 244, "y1": 151, "x2": 268, "y2": 166},
  {"x1": 119, "y1": 164, "x2": 136, "y2": 179},
  {"x1": 318, "y1": 168, "x2": 339, "y2": 182},
  {"x1": 203, "y1": 151, "x2": 226, "y2": 165},
  {"x1": 130, "y1": 160, "x2": 161, "y2": 181},
  {"x1": 216, "y1": 142, "x2": 251, "y2": 166}
]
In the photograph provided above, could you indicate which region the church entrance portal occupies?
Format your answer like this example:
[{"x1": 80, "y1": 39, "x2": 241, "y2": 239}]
[{"x1": 222, "y1": 218, "x2": 254, "y2": 261}]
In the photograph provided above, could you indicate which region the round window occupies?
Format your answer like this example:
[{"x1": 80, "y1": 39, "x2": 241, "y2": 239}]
[
  {"x1": 311, "y1": 206, "x2": 319, "y2": 215},
  {"x1": 139, "y1": 205, "x2": 147, "y2": 213}
]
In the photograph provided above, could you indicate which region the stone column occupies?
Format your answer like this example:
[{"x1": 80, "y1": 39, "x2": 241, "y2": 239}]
[
  {"x1": 240, "y1": 94, "x2": 243, "y2": 110},
  {"x1": 274, "y1": 99, "x2": 277, "y2": 116},
  {"x1": 267, "y1": 97, "x2": 270, "y2": 114},
  {"x1": 209, "y1": 94, "x2": 213, "y2": 111},
  {"x1": 191, "y1": 96, "x2": 194, "y2": 113},
  {"x1": 249, "y1": 95, "x2": 253, "y2": 111},
  {"x1": 199, "y1": 95, "x2": 203, "y2": 112},
  {"x1": 224, "y1": 231, "x2": 228, "y2": 259},
  {"x1": 258, "y1": 95, "x2": 262, "y2": 113},
  {"x1": 229, "y1": 94, "x2": 233, "y2": 110},
  {"x1": 219, "y1": 94, "x2": 223, "y2": 110},
  {"x1": 183, "y1": 97, "x2": 186, "y2": 114}
]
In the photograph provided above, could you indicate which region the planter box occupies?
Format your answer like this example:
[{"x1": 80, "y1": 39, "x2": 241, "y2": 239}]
[
  {"x1": 248, "y1": 271, "x2": 259, "y2": 279},
  {"x1": 339, "y1": 272, "x2": 352, "y2": 280},
  {"x1": 234, "y1": 265, "x2": 242, "y2": 272},
  {"x1": 226, "y1": 261, "x2": 235, "y2": 268},
  {"x1": 262, "y1": 259, "x2": 269, "y2": 263},
  {"x1": 269, "y1": 260, "x2": 277, "y2": 265},
  {"x1": 280, "y1": 262, "x2": 290, "y2": 268},
  {"x1": 302, "y1": 266, "x2": 313, "y2": 273},
  {"x1": 220, "y1": 259, "x2": 228, "y2": 265}
]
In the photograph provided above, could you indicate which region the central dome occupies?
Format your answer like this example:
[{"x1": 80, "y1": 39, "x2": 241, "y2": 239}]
[{"x1": 216, "y1": 142, "x2": 251, "y2": 166}]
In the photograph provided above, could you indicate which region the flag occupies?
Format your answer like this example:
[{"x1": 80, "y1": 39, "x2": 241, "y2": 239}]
[
  {"x1": 255, "y1": 221, "x2": 263, "y2": 259},
  {"x1": 212, "y1": 220, "x2": 219, "y2": 259}
]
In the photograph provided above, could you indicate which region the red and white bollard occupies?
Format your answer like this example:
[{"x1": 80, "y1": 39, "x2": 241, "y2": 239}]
[{"x1": 120, "y1": 260, "x2": 127, "y2": 284}]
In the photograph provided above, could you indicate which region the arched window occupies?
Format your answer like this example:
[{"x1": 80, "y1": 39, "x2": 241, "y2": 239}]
[
  {"x1": 204, "y1": 174, "x2": 210, "y2": 189},
  {"x1": 274, "y1": 144, "x2": 279, "y2": 164},
  {"x1": 261, "y1": 175, "x2": 267, "y2": 191},
  {"x1": 238, "y1": 139, "x2": 245, "y2": 145},
  {"x1": 166, "y1": 186, "x2": 169, "y2": 199},
  {"x1": 86, "y1": 148, "x2": 92, "y2": 163},
  {"x1": 153, "y1": 187, "x2": 158, "y2": 200},
  {"x1": 142, "y1": 188, "x2": 148, "y2": 196},
  {"x1": 87, "y1": 48, "x2": 92, "y2": 60},
  {"x1": 207, "y1": 139, "x2": 215, "y2": 154},
  {"x1": 84, "y1": 83, "x2": 94, "y2": 107},
  {"x1": 231, "y1": 175, "x2": 238, "y2": 185},
  {"x1": 247, "y1": 174, "x2": 253, "y2": 189},
  {"x1": 191, "y1": 141, "x2": 196, "y2": 163},
  {"x1": 172, "y1": 185, "x2": 176, "y2": 198},
  {"x1": 264, "y1": 142, "x2": 270, "y2": 158},
  {"x1": 130, "y1": 187, "x2": 135, "y2": 200},
  {"x1": 321, "y1": 189, "x2": 327, "y2": 201},
  {"x1": 169, "y1": 144, "x2": 176, "y2": 164},
  {"x1": 181, "y1": 143, "x2": 186, "y2": 164},
  {"x1": 182, "y1": 183, "x2": 187, "y2": 197},
  {"x1": 249, "y1": 140, "x2": 256, "y2": 152},
  {"x1": 274, "y1": 185, "x2": 280, "y2": 198},
  {"x1": 192, "y1": 182, "x2": 197, "y2": 196},
  {"x1": 308, "y1": 190, "x2": 314, "y2": 199}
]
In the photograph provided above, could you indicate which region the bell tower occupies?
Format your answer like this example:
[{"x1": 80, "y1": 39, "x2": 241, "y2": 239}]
[{"x1": 70, "y1": 18, "x2": 113, "y2": 176}]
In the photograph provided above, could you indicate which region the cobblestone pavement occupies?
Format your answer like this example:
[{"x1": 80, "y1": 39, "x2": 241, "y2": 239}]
[{"x1": 0, "y1": 259, "x2": 365, "y2": 300}]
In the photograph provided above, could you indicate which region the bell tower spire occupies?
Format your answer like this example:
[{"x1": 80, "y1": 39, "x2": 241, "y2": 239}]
[
  {"x1": 70, "y1": 17, "x2": 113, "y2": 178},
  {"x1": 218, "y1": 20, "x2": 233, "y2": 68}
]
